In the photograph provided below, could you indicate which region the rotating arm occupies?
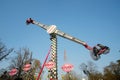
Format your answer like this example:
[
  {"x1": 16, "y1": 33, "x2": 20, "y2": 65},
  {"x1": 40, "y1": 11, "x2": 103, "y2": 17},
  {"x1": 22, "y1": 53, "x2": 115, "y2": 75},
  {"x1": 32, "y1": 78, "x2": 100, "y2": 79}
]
[
  {"x1": 26, "y1": 18, "x2": 92, "y2": 50},
  {"x1": 55, "y1": 30, "x2": 85, "y2": 45},
  {"x1": 26, "y1": 18, "x2": 110, "y2": 61},
  {"x1": 55, "y1": 30, "x2": 92, "y2": 50},
  {"x1": 26, "y1": 18, "x2": 48, "y2": 30}
]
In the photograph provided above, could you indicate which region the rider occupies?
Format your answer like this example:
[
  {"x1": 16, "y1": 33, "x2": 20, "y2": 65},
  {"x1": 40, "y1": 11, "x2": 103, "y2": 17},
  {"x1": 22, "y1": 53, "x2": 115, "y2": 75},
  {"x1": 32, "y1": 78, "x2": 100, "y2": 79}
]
[
  {"x1": 93, "y1": 44, "x2": 109, "y2": 56},
  {"x1": 84, "y1": 43, "x2": 110, "y2": 60}
]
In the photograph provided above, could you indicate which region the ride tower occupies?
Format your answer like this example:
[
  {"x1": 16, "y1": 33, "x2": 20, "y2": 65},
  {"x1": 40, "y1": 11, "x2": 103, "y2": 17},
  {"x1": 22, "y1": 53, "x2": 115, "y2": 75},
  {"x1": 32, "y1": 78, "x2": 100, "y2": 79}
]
[{"x1": 26, "y1": 18, "x2": 110, "y2": 80}]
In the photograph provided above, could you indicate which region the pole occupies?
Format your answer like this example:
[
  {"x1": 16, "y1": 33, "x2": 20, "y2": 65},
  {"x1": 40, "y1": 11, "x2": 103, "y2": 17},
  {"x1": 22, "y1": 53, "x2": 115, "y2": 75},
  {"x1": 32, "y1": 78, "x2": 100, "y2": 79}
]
[
  {"x1": 36, "y1": 46, "x2": 51, "y2": 80},
  {"x1": 49, "y1": 34, "x2": 58, "y2": 80}
]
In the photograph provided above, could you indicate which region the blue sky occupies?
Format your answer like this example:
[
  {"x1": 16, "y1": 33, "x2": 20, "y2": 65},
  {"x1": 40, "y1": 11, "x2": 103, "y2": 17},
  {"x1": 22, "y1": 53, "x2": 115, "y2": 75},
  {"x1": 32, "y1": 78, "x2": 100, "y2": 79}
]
[{"x1": 0, "y1": 0, "x2": 120, "y2": 79}]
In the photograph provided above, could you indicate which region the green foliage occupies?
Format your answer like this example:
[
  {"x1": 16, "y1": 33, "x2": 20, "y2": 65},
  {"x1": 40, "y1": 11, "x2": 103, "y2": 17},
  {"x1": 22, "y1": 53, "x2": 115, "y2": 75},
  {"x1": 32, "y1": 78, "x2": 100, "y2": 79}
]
[
  {"x1": 62, "y1": 71, "x2": 80, "y2": 80},
  {"x1": 103, "y1": 60, "x2": 120, "y2": 80},
  {"x1": 80, "y1": 60, "x2": 120, "y2": 80}
]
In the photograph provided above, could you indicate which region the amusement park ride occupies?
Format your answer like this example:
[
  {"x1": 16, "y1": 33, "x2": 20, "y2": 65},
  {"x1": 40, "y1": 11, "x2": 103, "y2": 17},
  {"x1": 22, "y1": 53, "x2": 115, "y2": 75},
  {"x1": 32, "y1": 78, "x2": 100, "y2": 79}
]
[{"x1": 26, "y1": 18, "x2": 110, "y2": 80}]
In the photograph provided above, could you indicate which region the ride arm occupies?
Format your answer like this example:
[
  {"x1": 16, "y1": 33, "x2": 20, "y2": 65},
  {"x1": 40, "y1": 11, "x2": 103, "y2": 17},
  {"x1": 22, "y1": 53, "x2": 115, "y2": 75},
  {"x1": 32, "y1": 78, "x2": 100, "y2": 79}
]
[
  {"x1": 26, "y1": 18, "x2": 110, "y2": 61},
  {"x1": 55, "y1": 30, "x2": 92, "y2": 50},
  {"x1": 26, "y1": 18, "x2": 92, "y2": 50},
  {"x1": 26, "y1": 18, "x2": 48, "y2": 30}
]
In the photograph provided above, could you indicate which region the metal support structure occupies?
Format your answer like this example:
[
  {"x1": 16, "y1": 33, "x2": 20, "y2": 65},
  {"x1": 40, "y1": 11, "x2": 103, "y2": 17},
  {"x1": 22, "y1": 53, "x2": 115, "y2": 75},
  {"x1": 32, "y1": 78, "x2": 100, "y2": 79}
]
[
  {"x1": 26, "y1": 18, "x2": 110, "y2": 80},
  {"x1": 49, "y1": 34, "x2": 58, "y2": 80}
]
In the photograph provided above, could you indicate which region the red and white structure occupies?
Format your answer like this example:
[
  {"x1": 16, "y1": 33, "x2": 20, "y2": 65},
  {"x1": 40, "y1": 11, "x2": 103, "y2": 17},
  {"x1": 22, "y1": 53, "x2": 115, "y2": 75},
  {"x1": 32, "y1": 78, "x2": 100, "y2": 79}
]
[
  {"x1": 23, "y1": 63, "x2": 31, "y2": 71},
  {"x1": 9, "y1": 68, "x2": 18, "y2": 76},
  {"x1": 26, "y1": 18, "x2": 110, "y2": 80},
  {"x1": 45, "y1": 61, "x2": 55, "y2": 69},
  {"x1": 61, "y1": 64, "x2": 74, "y2": 72}
]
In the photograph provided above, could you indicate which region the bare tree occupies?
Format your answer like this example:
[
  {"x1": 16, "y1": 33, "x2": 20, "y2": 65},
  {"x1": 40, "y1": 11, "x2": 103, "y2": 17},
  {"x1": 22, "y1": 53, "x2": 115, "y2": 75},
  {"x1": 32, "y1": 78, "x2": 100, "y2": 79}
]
[
  {"x1": 0, "y1": 40, "x2": 13, "y2": 61},
  {"x1": 86, "y1": 61, "x2": 103, "y2": 80},
  {"x1": 9, "y1": 48, "x2": 42, "y2": 80},
  {"x1": 80, "y1": 61, "x2": 103, "y2": 80}
]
